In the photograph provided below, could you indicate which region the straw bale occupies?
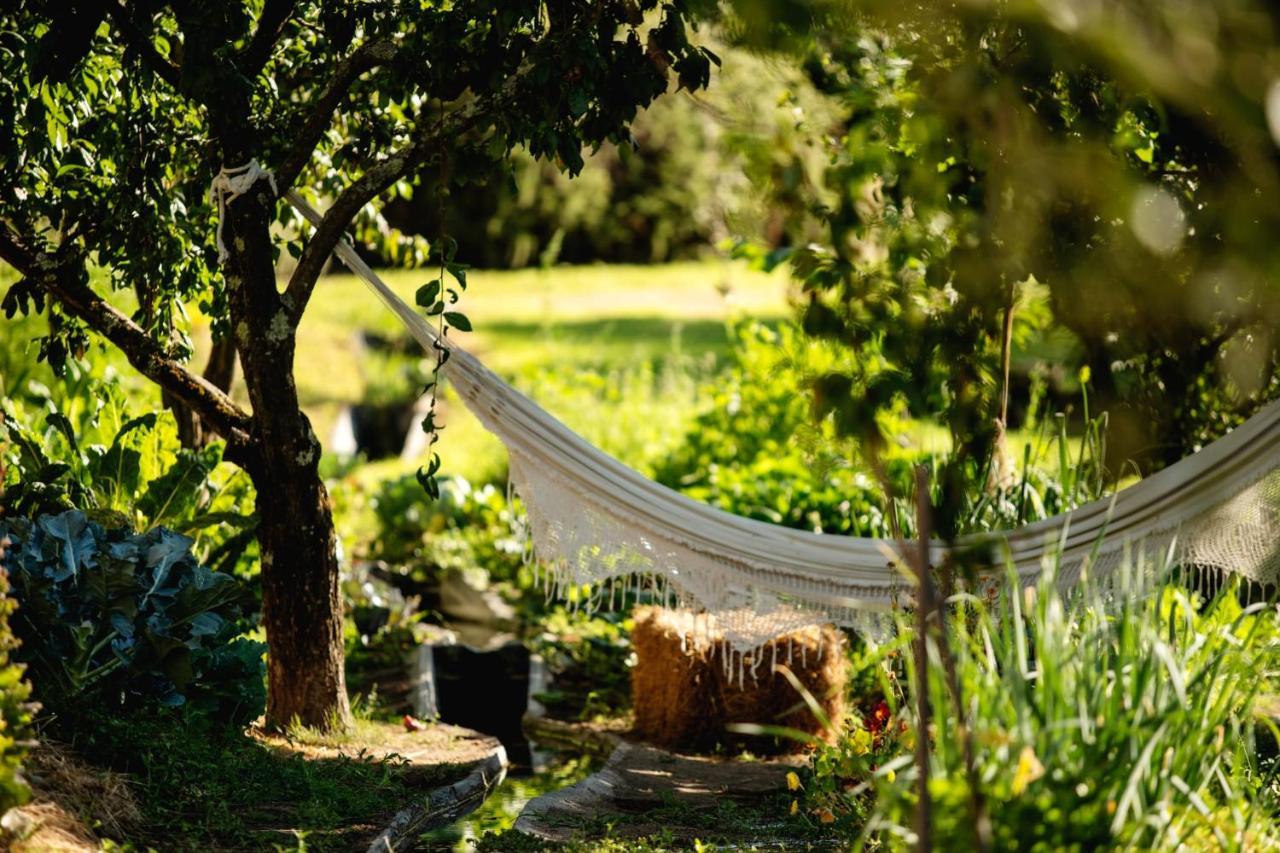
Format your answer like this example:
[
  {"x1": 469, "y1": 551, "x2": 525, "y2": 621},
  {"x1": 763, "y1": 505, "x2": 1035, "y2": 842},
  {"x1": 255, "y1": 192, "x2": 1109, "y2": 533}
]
[{"x1": 631, "y1": 607, "x2": 847, "y2": 754}]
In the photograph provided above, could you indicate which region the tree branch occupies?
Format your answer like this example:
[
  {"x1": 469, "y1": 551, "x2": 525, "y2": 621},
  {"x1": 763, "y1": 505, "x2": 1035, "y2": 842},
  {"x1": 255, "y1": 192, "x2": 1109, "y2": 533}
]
[
  {"x1": 282, "y1": 67, "x2": 532, "y2": 323},
  {"x1": 0, "y1": 228, "x2": 258, "y2": 467},
  {"x1": 275, "y1": 37, "x2": 400, "y2": 191},
  {"x1": 239, "y1": 0, "x2": 297, "y2": 77},
  {"x1": 102, "y1": 2, "x2": 182, "y2": 89},
  {"x1": 282, "y1": 142, "x2": 432, "y2": 323},
  {"x1": 166, "y1": 335, "x2": 239, "y2": 449}
]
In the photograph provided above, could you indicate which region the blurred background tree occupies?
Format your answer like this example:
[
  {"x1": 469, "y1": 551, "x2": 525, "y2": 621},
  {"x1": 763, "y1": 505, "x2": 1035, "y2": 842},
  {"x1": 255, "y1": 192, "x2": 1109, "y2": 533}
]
[
  {"x1": 374, "y1": 36, "x2": 835, "y2": 268},
  {"x1": 725, "y1": 0, "x2": 1280, "y2": 533}
]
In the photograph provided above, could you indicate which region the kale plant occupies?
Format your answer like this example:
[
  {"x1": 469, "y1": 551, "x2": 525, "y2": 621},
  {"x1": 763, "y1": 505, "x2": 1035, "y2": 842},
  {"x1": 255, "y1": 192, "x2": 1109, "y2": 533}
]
[{"x1": 0, "y1": 510, "x2": 264, "y2": 724}]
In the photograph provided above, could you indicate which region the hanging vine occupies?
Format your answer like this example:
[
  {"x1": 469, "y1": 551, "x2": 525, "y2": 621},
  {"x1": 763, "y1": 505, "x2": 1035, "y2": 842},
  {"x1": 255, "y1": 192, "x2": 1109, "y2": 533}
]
[{"x1": 415, "y1": 85, "x2": 471, "y2": 501}]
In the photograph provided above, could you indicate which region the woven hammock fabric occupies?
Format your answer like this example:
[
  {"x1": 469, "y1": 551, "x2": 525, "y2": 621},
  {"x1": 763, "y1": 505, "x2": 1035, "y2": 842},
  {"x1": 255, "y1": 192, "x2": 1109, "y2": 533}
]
[{"x1": 288, "y1": 192, "x2": 1280, "y2": 651}]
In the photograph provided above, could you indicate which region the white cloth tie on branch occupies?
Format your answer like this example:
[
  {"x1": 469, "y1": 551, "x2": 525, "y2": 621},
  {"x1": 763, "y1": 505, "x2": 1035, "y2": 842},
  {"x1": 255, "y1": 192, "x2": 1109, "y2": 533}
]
[{"x1": 209, "y1": 160, "x2": 278, "y2": 263}]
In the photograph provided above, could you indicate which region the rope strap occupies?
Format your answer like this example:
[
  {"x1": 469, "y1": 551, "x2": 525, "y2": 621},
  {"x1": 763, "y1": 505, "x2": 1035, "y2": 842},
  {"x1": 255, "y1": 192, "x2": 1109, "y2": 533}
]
[{"x1": 209, "y1": 160, "x2": 277, "y2": 263}]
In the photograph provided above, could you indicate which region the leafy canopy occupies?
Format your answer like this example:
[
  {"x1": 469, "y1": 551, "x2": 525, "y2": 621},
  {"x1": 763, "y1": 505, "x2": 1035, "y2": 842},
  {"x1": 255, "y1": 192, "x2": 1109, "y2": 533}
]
[
  {"x1": 0, "y1": 0, "x2": 718, "y2": 415},
  {"x1": 729, "y1": 0, "x2": 1280, "y2": 533}
]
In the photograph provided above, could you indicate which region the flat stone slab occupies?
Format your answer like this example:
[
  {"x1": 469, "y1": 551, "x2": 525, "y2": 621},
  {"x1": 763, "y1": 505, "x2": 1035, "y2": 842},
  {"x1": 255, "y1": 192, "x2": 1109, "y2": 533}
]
[
  {"x1": 365, "y1": 745, "x2": 508, "y2": 852},
  {"x1": 515, "y1": 740, "x2": 803, "y2": 843},
  {"x1": 252, "y1": 721, "x2": 500, "y2": 787}
]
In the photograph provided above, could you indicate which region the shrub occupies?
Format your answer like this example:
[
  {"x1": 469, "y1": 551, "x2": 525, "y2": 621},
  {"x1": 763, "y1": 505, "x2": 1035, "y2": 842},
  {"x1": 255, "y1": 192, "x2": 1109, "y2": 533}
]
[
  {"x1": 653, "y1": 321, "x2": 926, "y2": 537},
  {"x1": 0, "y1": 537, "x2": 32, "y2": 816},
  {"x1": 0, "y1": 511, "x2": 265, "y2": 724},
  {"x1": 369, "y1": 473, "x2": 526, "y2": 587}
]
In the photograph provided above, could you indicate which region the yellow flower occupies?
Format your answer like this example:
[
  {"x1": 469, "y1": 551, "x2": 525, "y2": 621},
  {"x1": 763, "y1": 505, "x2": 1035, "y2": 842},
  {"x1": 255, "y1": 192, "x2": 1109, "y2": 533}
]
[
  {"x1": 850, "y1": 729, "x2": 873, "y2": 756},
  {"x1": 790, "y1": 799, "x2": 799, "y2": 816},
  {"x1": 885, "y1": 768, "x2": 896, "y2": 784},
  {"x1": 786, "y1": 771, "x2": 802, "y2": 792},
  {"x1": 1011, "y1": 745, "x2": 1045, "y2": 796}
]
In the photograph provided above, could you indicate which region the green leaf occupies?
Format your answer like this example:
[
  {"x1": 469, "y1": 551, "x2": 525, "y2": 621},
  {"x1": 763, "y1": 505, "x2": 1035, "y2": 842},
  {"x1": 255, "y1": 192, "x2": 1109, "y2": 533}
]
[
  {"x1": 415, "y1": 465, "x2": 440, "y2": 500},
  {"x1": 136, "y1": 444, "x2": 222, "y2": 528},
  {"x1": 444, "y1": 312, "x2": 471, "y2": 332},
  {"x1": 141, "y1": 528, "x2": 196, "y2": 605},
  {"x1": 0, "y1": 402, "x2": 51, "y2": 472},
  {"x1": 45, "y1": 412, "x2": 78, "y2": 451},
  {"x1": 415, "y1": 279, "x2": 442, "y2": 308},
  {"x1": 445, "y1": 262, "x2": 468, "y2": 289},
  {"x1": 94, "y1": 447, "x2": 142, "y2": 500},
  {"x1": 36, "y1": 510, "x2": 95, "y2": 581},
  {"x1": 174, "y1": 511, "x2": 254, "y2": 536}
]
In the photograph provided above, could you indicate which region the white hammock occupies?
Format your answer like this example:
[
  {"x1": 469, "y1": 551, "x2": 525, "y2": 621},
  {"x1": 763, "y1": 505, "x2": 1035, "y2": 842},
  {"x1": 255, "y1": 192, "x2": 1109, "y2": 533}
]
[{"x1": 287, "y1": 191, "x2": 1280, "y2": 651}]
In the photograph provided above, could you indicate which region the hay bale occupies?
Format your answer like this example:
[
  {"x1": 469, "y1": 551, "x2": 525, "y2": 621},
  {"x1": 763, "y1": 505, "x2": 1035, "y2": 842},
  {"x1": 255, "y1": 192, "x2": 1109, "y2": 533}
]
[
  {"x1": 630, "y1": 607, "x2": 721, "y2": 751},
  {"x1": 630, "y1": 607, "x2": 847, "y2": 755},
  {"x1": 714, "y1": 623, "x2": 846, "y2": 753}
]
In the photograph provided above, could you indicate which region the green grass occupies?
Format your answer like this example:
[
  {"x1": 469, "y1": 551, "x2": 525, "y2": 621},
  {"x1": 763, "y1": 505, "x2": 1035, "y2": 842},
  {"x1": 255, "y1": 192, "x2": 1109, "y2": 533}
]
[
  {"x1": 68, "y1": 709, "x2": 442, "y2": 851},
  {"x1": 289, "y1": 259, "x2": 787, "y2": 418},
  {"x1": 285, "y1": 260, "x2": 788, "y2": 487}
]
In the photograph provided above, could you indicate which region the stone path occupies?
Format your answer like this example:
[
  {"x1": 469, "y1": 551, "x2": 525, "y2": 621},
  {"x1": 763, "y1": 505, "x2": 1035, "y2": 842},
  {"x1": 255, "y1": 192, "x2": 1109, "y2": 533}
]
[{"x1": 516, "y1": 738, "x2": 806, "y2": 845}]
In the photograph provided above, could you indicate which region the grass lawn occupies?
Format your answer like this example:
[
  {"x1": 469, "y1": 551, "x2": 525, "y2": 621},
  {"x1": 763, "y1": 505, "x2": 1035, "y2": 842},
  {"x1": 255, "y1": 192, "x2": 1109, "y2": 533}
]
[
  {"x1": 3, "y1": 257, "x2": 1082, "y2": 505},
  {"x1": 250, "y1": 259, "x2": 787, "y2": 498},
  {"x1": 289, "y1": 259, "x2": 790, "y2": 441}
]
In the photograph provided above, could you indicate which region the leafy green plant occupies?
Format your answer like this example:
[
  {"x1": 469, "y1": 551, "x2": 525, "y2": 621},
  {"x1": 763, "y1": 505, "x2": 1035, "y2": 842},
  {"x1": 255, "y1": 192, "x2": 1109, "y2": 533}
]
[
  {"x1": 529, "y1": 607, "x2": 635, "y2": 721},
  {"x1": 511, "y1": 344, "x2": 712, "y2": 479},
  {"x1": 801, "y1": 562, "x2": 1280, "y2": 850},
  {"x1": 653, "y1": 321, "x2": 913, "y2": 537},
  {"x1": 0, "y1": 377, "x2": 257, "y2": 576},
  {"x1": 369, "y1": 473, "x2": 526, "y2": 587},
  {"x1": 0, "y1": 510, "x2": 265, "y2": 723}
]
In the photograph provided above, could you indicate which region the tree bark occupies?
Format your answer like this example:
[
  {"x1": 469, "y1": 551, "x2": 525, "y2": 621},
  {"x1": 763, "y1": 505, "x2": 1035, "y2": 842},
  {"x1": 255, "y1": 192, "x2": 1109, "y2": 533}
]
[{"x1": 222, "y1": 183, "x2": 352, "y2": 731}]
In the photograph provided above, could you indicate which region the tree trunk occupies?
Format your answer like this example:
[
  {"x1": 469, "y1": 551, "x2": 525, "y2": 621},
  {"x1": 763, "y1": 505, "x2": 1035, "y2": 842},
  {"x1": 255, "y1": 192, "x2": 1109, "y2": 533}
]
[
  {"x1": 223, "y1": 184, "x2": 353, "y2": 731},
  {"x1": 255, "y1": 452, "x2": 352, "y2": 730}
]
